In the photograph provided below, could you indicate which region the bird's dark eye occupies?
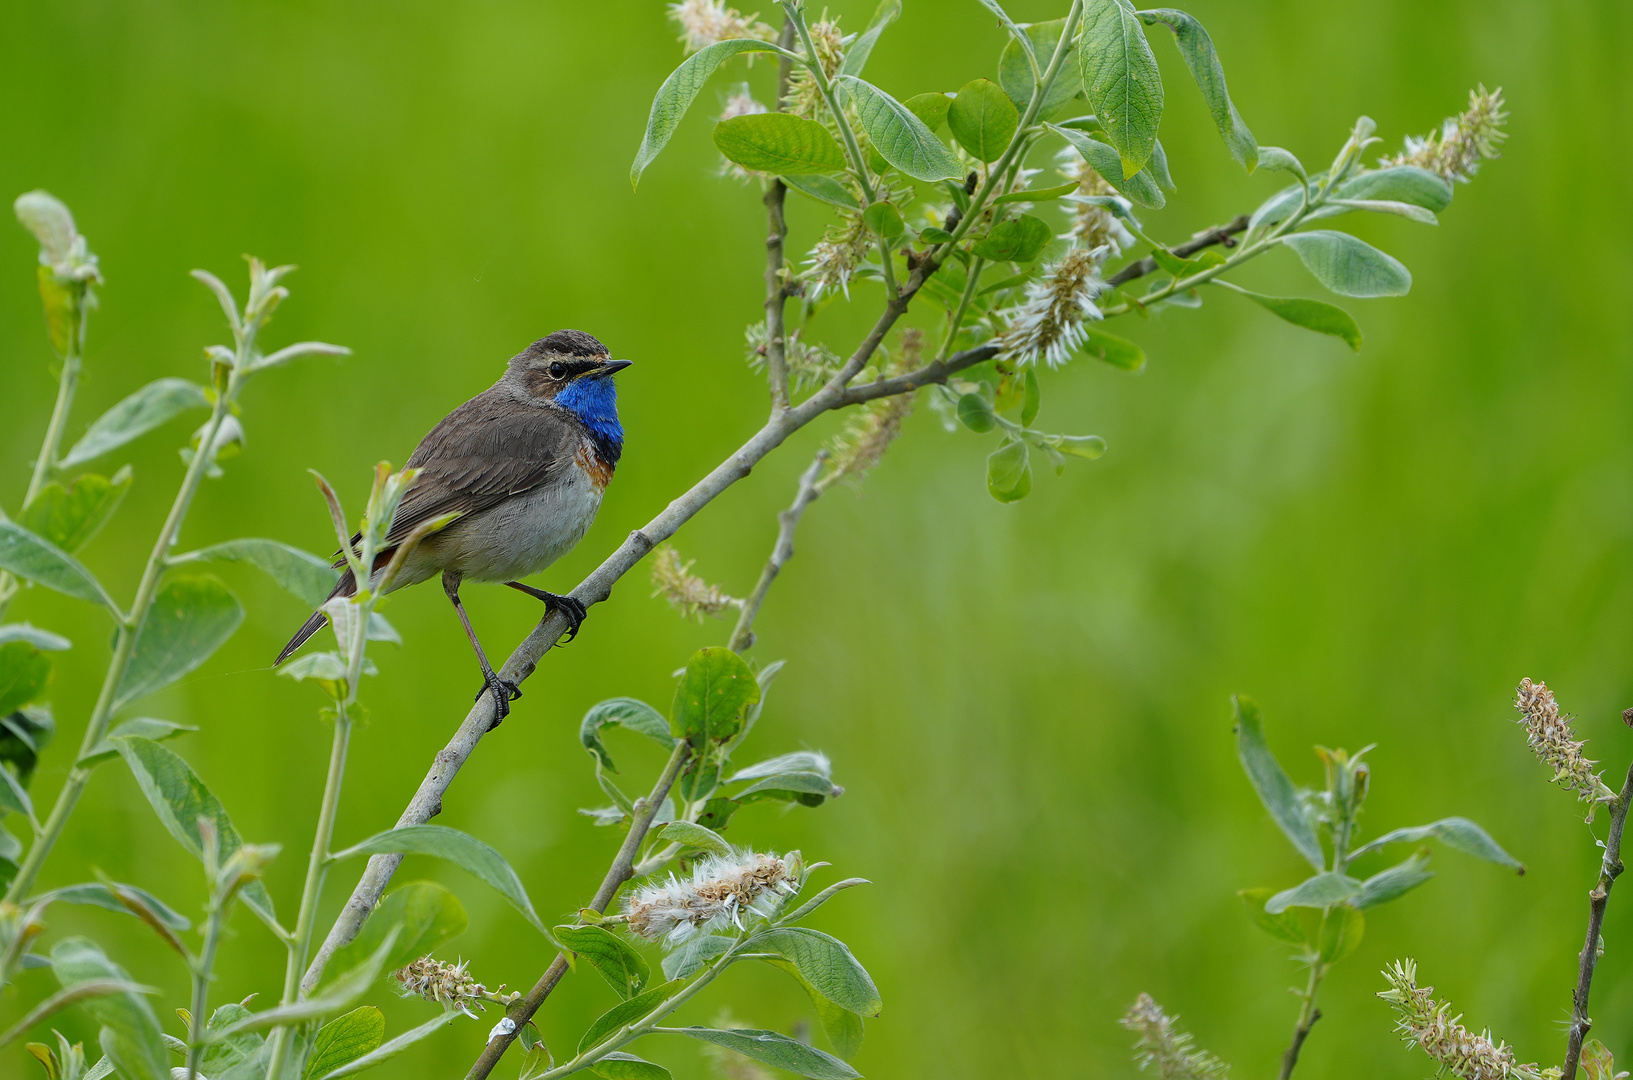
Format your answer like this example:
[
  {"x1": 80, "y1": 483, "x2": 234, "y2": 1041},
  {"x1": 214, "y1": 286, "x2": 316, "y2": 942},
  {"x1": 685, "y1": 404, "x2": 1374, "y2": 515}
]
[{"x1": 548, "y1": 361, "x2": 566, "y2": 379}]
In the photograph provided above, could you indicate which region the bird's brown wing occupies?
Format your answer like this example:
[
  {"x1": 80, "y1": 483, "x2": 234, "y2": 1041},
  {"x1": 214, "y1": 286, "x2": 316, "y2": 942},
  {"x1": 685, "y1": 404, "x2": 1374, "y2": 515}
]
[{"x1": 382, "y1": 386, "x2": 581, "y2": 547}]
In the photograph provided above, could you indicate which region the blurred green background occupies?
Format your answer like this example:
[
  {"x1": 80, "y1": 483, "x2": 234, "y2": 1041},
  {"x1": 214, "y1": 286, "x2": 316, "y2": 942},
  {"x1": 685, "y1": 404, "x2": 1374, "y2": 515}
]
[{"x1": 2, "y1": 0, "x2": 1630, "y2": 1076}]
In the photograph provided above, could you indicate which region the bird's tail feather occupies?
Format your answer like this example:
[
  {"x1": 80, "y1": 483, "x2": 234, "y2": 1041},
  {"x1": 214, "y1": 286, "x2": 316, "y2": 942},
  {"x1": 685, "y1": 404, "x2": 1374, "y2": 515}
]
[{"x1": 274, "y1": 567, "x2": 358, "y2": 666}]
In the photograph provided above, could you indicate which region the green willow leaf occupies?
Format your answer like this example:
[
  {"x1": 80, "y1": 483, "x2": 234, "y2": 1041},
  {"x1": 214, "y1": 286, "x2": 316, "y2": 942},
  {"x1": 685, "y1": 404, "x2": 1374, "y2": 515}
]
[
  {"x1": 751, "y1": 927, "x2": 881, "y2": 1016},
  {"x1": 315, "y1": 1011, "x2": 460, "y2": 1079},
  {"x1": 862, "y1": 200, "x2": 905, "y2": 239},
  {"x1": 577, "y1": 982, "x2": 682, "y2": 1054},
  {"x1": 957, "y1": 394, "x2": 997, "y2": 433},
  {"x1": 1265, "y1": 872, "x2": 1362, "y2": 914},
  {"x1": 112, "y1": 736, "x2": 278, "y2": 927},
  {"x1": 669, "y1": 1028, "x2": 860, "y2": 1080},
  {"x1": 1079, "y1": 0, "x2": 1164, "y2": 174},
  {"x1": 714, "y1": 114, "x2": 848, "y2": 174},
  {"x1": 555, "y1": 924, "x2": 650, "y2": 999},
  {"x1": 1350, "y1": 816, "x2": 1524, "y2": 871},
  {"x1": 1355, "y1": 849, "x2": 1435, "y2": 909},
  {"x1": 662, "y1": 935, "x2": 733, "y2": 981},
  {"x1": 733, "y1": 771, "x2": 843, "y2": 805},
  {"x1": 1233, "y1": 695, "x2": 1324, "y2": 870},
  {"x1": 113, "y1": 574, "x2": 244, "y2": 711},
  {"x1": 1224, "y1": 286, "x2": 1362, "y2": 351},
  {"x1": 0, "y1": 641, "x2": 51, "y2": 717},
  {"x1": 0, "y1": 522, "x2": 113, "y2": 608},
  {"x1": 50, "y1": 938, "x2": 167, "y2": 1080},
  {"x1": 948, "y1": 78, "x2": 1018, "y2": 163},
  {"x1": 999, "y1": 19, "x2": 1079, "y2": 115},
  {"x1": 334, "y1": 824, "x2": 548, "y2": 935},
  {"x1": 673, "y1": 647, "x2": 760, "y2": 747},
  {"x1": 632, "y1": 38, "x2": 785, "y2": 188},
  {"x1": 837, "y1": 75, "x2": 963, "y2": 182},
  {"x1": 1048, "y1": 124, "x2": 1165, "y2": 208},
  {"x1": 1317, "y1": 904, "x2": 1365, "y2": 963},
  {"x1": 581, "y1": 697, "x2": 675, "y2": 772},
  {"x1": 1137, "y1": 9, "x2": 1256, "y2": 170},
  {"x1": 1080, "y1": 326, "x2": 1146, "y2": 371},
  {"x1": 60, "y1": 378, "x2": 210, "y2": 469},
  {"x1": 591, "y1": 1053, "x2": 672, "y2": 1080},
  {"x1": 901, "y1": 92, "x2": 952, "y2": 132},
  {"x1": 1279, "y1": 230, "x2": 1412, "y2": 298},
  {"x1": 655, "y1": 820, "x2": 732, "y2": 856},
  {"x1": 302, "y1": 1007, "x2": 385, "y2": 1080},
  {"x1": 172, "y1": 538, "x2": 338, "y2": 606},
  {"x1": 1330, "y1": 165, "x2": 1452, "y2": 211},
  {"x1": 1236, "y1": 887, "x2": 1311, "y2": 946},
  {"x1": 33, "y1": 881, "x2": 192, "y2": 931},
  {"x1": 0, "y1": 623, "x2": 70, "y2": 651},
  {"x1": 987, "y1": 439, "x2": 1032, "y2": 503},
  {"x1": 781, "y1": 174, "x2": 859, "y2": 208},
  {"x1": 761, "y1": 956, "x2": 865, "y2": 1059},
  {"x1": 20, "y1": 467, "x2": 133, "y2": 553},
  {"x1": 970, "y1": 214, "x2": 1051, "y2": 262}
]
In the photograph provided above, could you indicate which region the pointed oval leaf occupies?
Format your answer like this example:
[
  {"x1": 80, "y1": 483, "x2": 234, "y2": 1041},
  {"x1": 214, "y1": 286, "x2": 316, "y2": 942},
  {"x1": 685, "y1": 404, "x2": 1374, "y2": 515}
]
[
  {"x1": 759, "y1": 956, "x2": 865, "y2": 1059},
  {"x1": 0, "y1": 522, "x2": 113, "y2": 607},
  {"x1": 655, "y1": 820, "x2": 732, "y2": 857},
  {"x1": 1048, "y1": 124, "x2": 1165, "y2": 208},
  {"x1": 173, "y1": 539, "x2": 338, "y2": 607},
  {"x1": 662, "y1": 934, "x2": 733, "y2": 981},
  {"x1": 0, "y1": 640, "x2": 52, "y2": 717},
  {"x1": 82, "y1": 717, "x2": 196, "y2": 767},
  {"x1": 901, "y1": 92, "x2": 952, "y2": 132},
  {"x1": 1230, "y1": 288, "x2": 1362, "y2": 351},
  {"x1": 776, "y1": 878, "x2": 870, "y2": 926},
  {"x1": 673, "y1": 647, "x2": 760, "y2": 747},
  {"x1": 1317, "y1": 903, "x2": 1364, "y2": 963},
  {"x1": 21, "y1": 468, "x2": 133, "y2": 553},
  {"x1": 632, "y1": 39, "x2": 784, "y2": 188},
  {"x1": 582, "y1": 697, "x2": 678, "y2": 772},
  {"x1": 1279, "y1": 230, "x2": 1412, "y2": 298},
  {"x1": 1332, "y1": 165, "x2": 1452, "y2": 211},
  {"x1": 1350, "y1": 816, "x2": 1523, "y2": 872},
  {"x1": 577, "y1": 982, "x2": 683, "y2": 1054},
  {"x1": 318, "y1": 880, "x2": 469, "y2": 993},
  {"x1": 1264, "y1": 872, "x2": 1362, "y2": 914},
  {"x1": 729, "y1": 751, "x2": 831, "y2": 783},
  {"x1": 1138, "y1": 9, "x2": 1256, "y2": 170},
  {"x1": 970, "y1": 214, "x2": 1052, "y2": 262},
  {"x1": 113, "y1": 575, "x2": 244, "y2": 711},
  {"x1": 112, "y1": 736, "x2": 278, "y2": 927},
  {"x1": 1000, "y1": 19, "x2": 1079, "y2": 115},
  {"x1": 781, "y1": 174, "x2": 860, "y2": 208},
  {"x1": 33, "y1": 881, "x2": 191, "y2": 931},
  {"x1": 50, "y1": 938, "x2": 168, "y2": 1080},
  {"x1": 1236, "y1": 887, "x2": 1313, "y2": 946},
  {"x1": 60, "y1": 379, "x2": 210, "y2": 469},
  {"x1": 670, "y1": 1028, "x2": 859, "y2": 1080},
  {"x1": 334, "y1": 824, "x2": 546, "y2": 934},
  {"x1": 948, "y1": 79, "x2": 1019, "y2": 163},
  {"x1": 592, "y1": 1053, "x2": 672, "y2": 1080},
  {"x1": 315, "y1": 1011, "x2": 459, "y2": 1080},
  {"x1": 714, "y1": 114, "x2": 848, "y2": 175},
  {"x1": 957, "y1": 394, "x2": 997, "y2": 433},
  {"x1": 987, "y1": 440, "x2": 1032, "y2": 504},
  {"x1": 1081, "y1": 326, "x2": 1146, "y2": 371},
  {"x1": 1355, "y1": 849, "x2": 1435, "y2": 909},
  {"x1": 751, "y1": 928, "x2": 881, "y2": 1016},
  {"x1": 302, "y1": 1007, "x2": 385, "y2": 1080},
  {"x1": 556, "y1": 923, "x2": 650, "y2": 999},
  {"x1": 1233, "y1": 696, "x2": 1324, "y2": 870},
  {"x1": 733, "y1": 771, "x2": 842, "y2": 804},
  {"x1": 0, "y1": 623, "x2": 70, "y2": 651},
  {"x1": 838, "y1": 75, "x2": 963, "y2": 182},
  {"x1": 1079, "y1": 0, "x2": 1164, "y2": 174}
]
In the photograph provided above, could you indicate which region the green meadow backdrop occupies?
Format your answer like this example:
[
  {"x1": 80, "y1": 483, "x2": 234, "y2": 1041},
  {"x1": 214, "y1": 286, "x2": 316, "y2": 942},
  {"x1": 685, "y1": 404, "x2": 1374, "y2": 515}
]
[{"x1": 2, "y1": 0, "x2": 1629, "y2": 1076}]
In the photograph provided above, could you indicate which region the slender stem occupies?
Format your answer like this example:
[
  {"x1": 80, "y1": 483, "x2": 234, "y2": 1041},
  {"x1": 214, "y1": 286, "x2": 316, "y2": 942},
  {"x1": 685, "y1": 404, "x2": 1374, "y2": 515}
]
[
  {"x1": 184, "y1": 898, "x2": 227, "y2": 1080},
  {"x1": 1279, "y1": 957, "x2": 1325, "y2": 1080},
  {"x1": 1104, "y1": 217, "x2": 1251, "y2": 289},
  {"x1": 3, "y1": 382, "x2": 238, "y2": 903},
  {"x1": 264, "y1": 707, "x2": 356, "y2": 1080},
  {"x1": 761, "y1": 19, "x2": 799, "y2": 411},
  {"x1": 728, "y1": 451, "x2": 825, "y2": 652},
  {"x1": 937, "y1": 256, "x2": 986, "y2": 362},
  {"x1": 0, "y1": 288, "x2": 91, "y2": 620},
  {"x1": 465, "y1": 741, "x2": 692, "y2": 1080},
  {"x1": 1561, "y1": 754, "x2": 1633, "y2": 1080}
]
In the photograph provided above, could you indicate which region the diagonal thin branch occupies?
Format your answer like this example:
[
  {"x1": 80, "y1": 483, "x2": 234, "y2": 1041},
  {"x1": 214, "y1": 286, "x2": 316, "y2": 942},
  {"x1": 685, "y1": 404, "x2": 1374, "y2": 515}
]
[{"x1": 729, "y1": 450, "x2": 826, "y2": 652}]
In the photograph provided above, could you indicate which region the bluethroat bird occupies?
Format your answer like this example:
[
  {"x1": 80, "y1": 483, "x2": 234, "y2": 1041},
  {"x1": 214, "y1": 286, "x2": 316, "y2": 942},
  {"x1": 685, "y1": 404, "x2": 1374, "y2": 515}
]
[{"x1": 275, "y1": 329, "x2": 630, "y2": 719}]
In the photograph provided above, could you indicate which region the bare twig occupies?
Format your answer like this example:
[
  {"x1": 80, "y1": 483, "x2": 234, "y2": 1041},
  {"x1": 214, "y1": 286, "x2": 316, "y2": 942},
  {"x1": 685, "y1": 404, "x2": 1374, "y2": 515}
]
[
  {"x1": 464, "y1": 741, "x2": 692, "y2": 1080},
  {"x1": 728, "y1": 451, "x2": 825, "y2": 652},
  {"x1": 1562, "y1": 739, "x2": 1633, "y2": 1080},
  {"x1": 1106, "y1": 215, "x2": 1250, "y2": 288},
  {"x1": 1279, "y1": 1007, "x2": 1322, "y2": 1080}
]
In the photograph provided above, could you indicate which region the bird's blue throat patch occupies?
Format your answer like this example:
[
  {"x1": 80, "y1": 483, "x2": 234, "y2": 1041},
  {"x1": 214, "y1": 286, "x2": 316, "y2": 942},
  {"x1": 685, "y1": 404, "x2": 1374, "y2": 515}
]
[{"x1": 555, "y1": 376, "x2": 624, "y2": 467}]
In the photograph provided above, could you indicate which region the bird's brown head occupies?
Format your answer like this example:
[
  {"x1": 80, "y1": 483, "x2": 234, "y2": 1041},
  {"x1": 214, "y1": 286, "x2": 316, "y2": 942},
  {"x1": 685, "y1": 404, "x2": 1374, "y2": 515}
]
[{"x1": 509, "y1": 329, "x2": 632, "y2": 401}]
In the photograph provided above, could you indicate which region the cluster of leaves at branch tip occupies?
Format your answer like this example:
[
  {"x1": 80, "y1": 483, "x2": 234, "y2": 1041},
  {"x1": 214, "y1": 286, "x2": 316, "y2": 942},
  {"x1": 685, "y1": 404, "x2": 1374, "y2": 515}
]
[
  {"x1": 1231, "y1": 695, "x2": 1521, "y2": 971},
  {"x1": 634, "y1": 0, "x2": 1502, "y2": 503}
]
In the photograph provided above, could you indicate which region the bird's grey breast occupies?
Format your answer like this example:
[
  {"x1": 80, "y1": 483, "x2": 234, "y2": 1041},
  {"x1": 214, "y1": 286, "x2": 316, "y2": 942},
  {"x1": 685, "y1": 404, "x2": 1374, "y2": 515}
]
[{"x1": 448, "y1": 461, "x2": 604, "y2": 583}]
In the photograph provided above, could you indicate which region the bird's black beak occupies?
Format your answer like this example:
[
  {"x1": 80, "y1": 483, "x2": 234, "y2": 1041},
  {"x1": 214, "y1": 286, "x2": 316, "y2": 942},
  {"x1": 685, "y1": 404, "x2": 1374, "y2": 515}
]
[{"x1": 592, "y1": 358, "x2": 633, "y2": 378}]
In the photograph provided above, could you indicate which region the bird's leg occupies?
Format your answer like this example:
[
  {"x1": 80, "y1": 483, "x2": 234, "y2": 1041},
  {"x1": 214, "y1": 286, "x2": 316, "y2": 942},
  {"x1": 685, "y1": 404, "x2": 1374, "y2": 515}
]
[
  {"x1": 505, "y1": 581, "x2": 588, "y2": 641},
  {"x1": 443, "y1": 570, "x2": 521, "y2": 721}
]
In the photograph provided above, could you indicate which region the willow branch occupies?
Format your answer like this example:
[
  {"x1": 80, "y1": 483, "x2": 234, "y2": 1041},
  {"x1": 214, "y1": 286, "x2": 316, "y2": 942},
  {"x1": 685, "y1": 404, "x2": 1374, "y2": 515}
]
[
  {"x1": 462, "y1": 741, "x2": 692, "y2": 1080},
  {"x1": 1562, "y1": 737, "x2": 1633, "y2": 1080},
  {"x1": 728, "y1": 451, "x2": 825, "y2": 652},
  {"x1": 762, "y1": 18, "x2": 798, "y2": 410},
  {"x1": 1105, "y1": 215, "x2": 1251, "y2": 288}
]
